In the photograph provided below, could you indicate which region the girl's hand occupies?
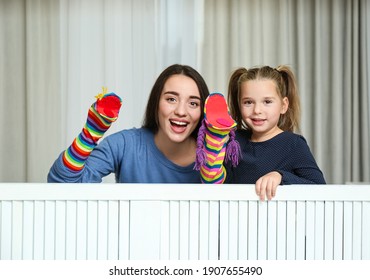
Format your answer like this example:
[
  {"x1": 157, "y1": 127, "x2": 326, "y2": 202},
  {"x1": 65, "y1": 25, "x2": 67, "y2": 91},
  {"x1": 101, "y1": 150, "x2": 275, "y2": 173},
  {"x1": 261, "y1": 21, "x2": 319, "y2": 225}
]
[{"x1": 255, "y1": 171, "x2": 282, "y2": 201}]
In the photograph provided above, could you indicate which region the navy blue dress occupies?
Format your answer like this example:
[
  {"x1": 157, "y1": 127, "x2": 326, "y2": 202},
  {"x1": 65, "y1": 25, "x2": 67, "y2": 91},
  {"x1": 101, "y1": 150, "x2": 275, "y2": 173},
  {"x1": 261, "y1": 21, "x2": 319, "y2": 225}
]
[{"x1": 225, "y1": 130, "x2": 326, "y2": 184}]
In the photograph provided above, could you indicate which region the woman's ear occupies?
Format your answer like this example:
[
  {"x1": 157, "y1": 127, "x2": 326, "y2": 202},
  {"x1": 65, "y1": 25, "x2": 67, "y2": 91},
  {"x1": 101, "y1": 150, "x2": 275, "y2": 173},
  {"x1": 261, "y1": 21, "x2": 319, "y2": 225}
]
[{"x1": 281, "y1": 97, "x2": 289, "y2": 114}]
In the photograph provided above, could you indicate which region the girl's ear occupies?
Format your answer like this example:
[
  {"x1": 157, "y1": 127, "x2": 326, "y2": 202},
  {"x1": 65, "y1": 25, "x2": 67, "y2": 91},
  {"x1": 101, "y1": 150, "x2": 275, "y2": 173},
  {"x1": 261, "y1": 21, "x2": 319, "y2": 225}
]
[{"x1": 281, "y1": 97, "x2": 289, "y2": 114}]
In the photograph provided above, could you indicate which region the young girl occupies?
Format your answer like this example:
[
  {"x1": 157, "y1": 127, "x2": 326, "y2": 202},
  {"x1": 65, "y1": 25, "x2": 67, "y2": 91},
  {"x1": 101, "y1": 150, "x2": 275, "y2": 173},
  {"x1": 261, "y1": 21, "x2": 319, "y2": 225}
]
[
  {"x1": 196, "y1": 65, "x2": 325, "y2": 200},
  {"x1": 48, "y1": 64, "x2": 210, "y2": 183}
]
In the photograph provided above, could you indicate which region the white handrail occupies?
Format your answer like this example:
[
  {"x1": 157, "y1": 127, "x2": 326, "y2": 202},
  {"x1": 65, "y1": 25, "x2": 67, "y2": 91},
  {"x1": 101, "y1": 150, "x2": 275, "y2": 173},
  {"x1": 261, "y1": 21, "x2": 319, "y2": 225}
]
[{"x1": 0, "y1": 183, "x2": 370, "y2": 201}]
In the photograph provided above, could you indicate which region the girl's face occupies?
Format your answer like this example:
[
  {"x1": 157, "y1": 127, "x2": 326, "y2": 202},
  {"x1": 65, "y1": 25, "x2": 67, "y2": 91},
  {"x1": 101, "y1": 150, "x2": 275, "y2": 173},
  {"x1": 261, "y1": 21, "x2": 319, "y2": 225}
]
[
  {"x1": 239, "y1": 79, "x2": 288, "y2": 141},
  {"x1": 156, "y1": 74, "x2": 202, "y2": 144}
]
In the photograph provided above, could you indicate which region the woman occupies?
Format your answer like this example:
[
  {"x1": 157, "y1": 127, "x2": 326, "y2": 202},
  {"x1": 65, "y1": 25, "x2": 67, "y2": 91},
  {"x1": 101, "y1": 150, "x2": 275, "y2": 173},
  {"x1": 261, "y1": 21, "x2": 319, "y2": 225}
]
[{"x1": 48, "y1": 64, "x2": 209, "y2": 183}]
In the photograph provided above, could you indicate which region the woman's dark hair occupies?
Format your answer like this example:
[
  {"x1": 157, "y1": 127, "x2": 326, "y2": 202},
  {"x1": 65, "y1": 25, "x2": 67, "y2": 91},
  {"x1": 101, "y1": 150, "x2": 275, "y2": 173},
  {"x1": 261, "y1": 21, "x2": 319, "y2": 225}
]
[{"x1": 142, "y1": 64, "x2": 209, "y2": 138}]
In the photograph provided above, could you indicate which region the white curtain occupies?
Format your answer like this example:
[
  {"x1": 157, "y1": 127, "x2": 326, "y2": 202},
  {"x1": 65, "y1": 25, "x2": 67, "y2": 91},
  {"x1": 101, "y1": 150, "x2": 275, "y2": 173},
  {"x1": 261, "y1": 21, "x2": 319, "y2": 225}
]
[
  {"x1": 0, "y1": 0, "x2": 203, "y2": 182},
  {"x1": 1, "y1": 0, "x2": 369, "y2": 184},
  {"x1": 201, "y1": 0, "x2": 370, "y2": 184}
]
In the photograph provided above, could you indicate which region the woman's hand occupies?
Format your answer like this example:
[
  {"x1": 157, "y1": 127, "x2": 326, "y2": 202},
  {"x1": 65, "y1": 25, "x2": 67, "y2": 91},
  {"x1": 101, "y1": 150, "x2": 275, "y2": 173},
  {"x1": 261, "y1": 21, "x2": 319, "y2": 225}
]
[{"x1": 255, "y1": 171, "x2": 282, "y2": 201}]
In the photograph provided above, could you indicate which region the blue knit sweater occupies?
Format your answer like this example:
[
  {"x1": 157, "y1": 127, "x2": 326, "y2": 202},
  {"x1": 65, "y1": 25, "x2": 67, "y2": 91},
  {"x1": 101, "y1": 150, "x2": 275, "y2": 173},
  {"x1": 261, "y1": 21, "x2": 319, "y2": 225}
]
[
  {"x1": 47, "y1": 128, "x2": 201, "y2": 183},
  {"x1": 225, "y1": 130, "x2": 326, "y2": 184}
]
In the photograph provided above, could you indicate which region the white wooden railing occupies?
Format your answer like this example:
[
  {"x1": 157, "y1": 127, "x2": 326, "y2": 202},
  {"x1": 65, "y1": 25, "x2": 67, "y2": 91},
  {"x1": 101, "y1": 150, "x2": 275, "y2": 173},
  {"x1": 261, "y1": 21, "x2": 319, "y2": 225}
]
[{"x1": 0, "y1": 183, "x2": 370, "y2": 260}]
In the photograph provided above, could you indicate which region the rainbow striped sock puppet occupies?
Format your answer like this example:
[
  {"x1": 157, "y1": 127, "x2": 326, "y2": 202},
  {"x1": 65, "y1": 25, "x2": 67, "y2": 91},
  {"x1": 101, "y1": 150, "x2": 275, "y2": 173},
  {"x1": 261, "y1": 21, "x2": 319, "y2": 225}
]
[
  {"x1": 62, "y1": 87, "x2": 122, "y2": 171},
  {"x1": 194, "y1": 92, "x2": 241, "y2": 183}
]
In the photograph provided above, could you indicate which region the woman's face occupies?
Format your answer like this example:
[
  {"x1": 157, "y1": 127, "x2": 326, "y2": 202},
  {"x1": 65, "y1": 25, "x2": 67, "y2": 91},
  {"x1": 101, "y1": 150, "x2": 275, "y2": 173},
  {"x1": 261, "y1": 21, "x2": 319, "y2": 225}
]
[{"x1": 156, "y1": 74, "x2": 202, "y2": 144}]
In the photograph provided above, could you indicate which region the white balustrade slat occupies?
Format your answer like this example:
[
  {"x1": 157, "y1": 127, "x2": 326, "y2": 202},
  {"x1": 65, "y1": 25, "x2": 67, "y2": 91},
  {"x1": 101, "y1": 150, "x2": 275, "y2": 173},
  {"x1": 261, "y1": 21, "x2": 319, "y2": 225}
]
[
  {"x1": 108, "y1": 200, "x2": 119, "y2": 260},
  {"x1": 257, "y1": 202, "x2": 267, "y2": 260},
  {"x1": 97, "y1": 201, "x2": 108, "y2": 260},
  {"x1": 118, "y1": 200, "x2": 130, "y2": 260},
  {"x1": 208, "y1": 201, "x2": 219, "y2": 260},
  {"x1": 188, "y1": 201, "x2": 199, "y2": 260},
  {"x1": 1, "y1": 184, "x2": 370, "y2": 260},
  {"x1": 267, "y1": 201, "x2": 277, "y2": 260},
  {"x1": 314, "y1": 201, "x2": 325, "y2": 260},
  {"x1": 305, "y1": 201, "x2": 315, "y2": 260},
  {"x1": 276, "y1": 201, "x2": 287, "y2": 260},
  {"x1": 333, "y1": 201, "x2": 344, "y2": 260},
  {"x1": 352, "y1": 201, "x2": 362, "y2": 260},
  {"x1": 238, "y1": 201, "x2": 248, "y2": 259},
  {"x1": 247, "y1": 201, "x2": 258, "y2": 260},
  {"x1": 11, "y1": 201, "x2": 23, "y2": 260},
  {"x1": 363, "y1": 202, "x2": 370, "y2": 259},
  {"x1": 76, "y1": 201, "x2": 87, "y2": 260},
  {"x1": 87, "y1": 201, "x2": 98, "y2": 260},
  {"x1": 22, "y1": 201, "x2": 34, "y2": 260},
  {"x1": 169, "y1": 200, "x2": 180, "y2": 260},
  {"x1": 179, "y1": 201, "x2": 190, "y2": 260},
  {"x1": 65, "y1": 201, "x2": 77, "y2": 260},
  {"x1": 219, "y1": 200, "x2": 229, "y2": 260},
  {"x1": 286, "y1": 201, "x2": 296, "y2": 260},
  {"x1": 33, "y1": 201, "x2": 45, "y2": 260},
  {"x1": 228, "y1": 201, "x2": 239, "y2": 260},
  {"x1": 324, "y1": 201, "x2": 334, "y2": 260},
  {"x1": 159, "y1": 201, "x2": 170, "y2": 259},
  {"x1": 199, "y1": 201, "x2": 209, "y2": 259},
  {"x1": 55, "y1": 201, "x2": 66, "y2": 260},
  {"x1": 296, "y1": 201, "x2": 306, "y2": 260},
  {"x1": 44, "y1": 201, "x2": 56, "y2": 260}
]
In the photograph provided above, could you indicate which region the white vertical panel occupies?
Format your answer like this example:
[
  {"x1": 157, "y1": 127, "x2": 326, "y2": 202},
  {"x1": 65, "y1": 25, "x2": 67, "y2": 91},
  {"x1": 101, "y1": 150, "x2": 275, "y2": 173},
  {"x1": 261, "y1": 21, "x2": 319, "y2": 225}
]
[
  {"x1": 228, "y1": 201, "x2": 239, "y2": 260},
  {"x1": 160, "y1": 201, "x2": 170, "y2": 259},
  {"x1": 324, "y1": 201, "x2": 334, "y2": 260},
  {"x1": 208, "y1": 201, "x2": 219, "y2": 260},
  {"x1": 11, "y1": 201, "x2": 23, "y2": 260},
  {"x1": 267, "y1": 201, "x2": 277, "y2": 260},
  {"x1": 118, "y1": 201, "x2": 130, "y2": 260},
  {"x1": 179, "y1": 201, "x2": 190, "y2": 260},
  {"x1": 33, "y1": 201, "x2": 45, "y2": 260},
  {"x1": 248, "y1": 201, "x2": 258, "y2": 260},
  {"x1": 295, "y1": 201, "x2": 305, "y2": 260},
  {"x1": 343, "y1": 202, "x2": 353, "y2": 260},
  {"x1": 108, "y1": 200, "x2": 119, "y2": 260},
  {"x1": 44, "y1": 201, "x2": 56, "y2": 260},
  {"x1": 363, "y1": 202, "x2": 370, "y2": 259},
  {"x1": 87, "y1": 201, "x2": 98, "y2": 260},
  {"x1": 276, "y1": 201, "x2": 287, "y2": 260},
  {"x1": 22, "y1": 201, "x2": 34, "y2": 260},
  {"x1": 130, "y1": 201, "x2": 161, "y2": 260},
  {"x1": 76, "y1": 201, "x2": 87, "y2": 260},
  {"x1": 97, "y1": 201, "x2": 108, "y2": 260},
  {"x1": 314, "y1": 201, "x2": 325, "y2": 260},
  {"x1": 333, "y1": 201, "x2": 344, "y2": 260},
  {"x1": 188, "y1": 201, "x2": 199, "y2": 260},
  {"x1": 169, "y1": 201, "x2": 180, "y2": 260},
  {"x1": 352, "y1": 202, "x2": 362, "y2": 259},
  {"x1": 199, "y1": 201, "x2": 209, "y2": 259},
  {"x1": 286, "y1": 201, "x2": 296, "y2": 260},
  {"x1": 305, "y1": 201, "x2": 315, "y2": 260},
  {"x1": 219, "y1": 200, "x2": 229, "y2": 260},
  {"x1": 55, "y1": 201, "x2": 66, "y2": 260},
  {"x1": 238, "y1": 201, "x2": 248, "y2": 259},
  {"x1": 257, "y1": 202, "x2": 267, "y2": 260},
  {"x1": 0, "y1": 201, "x2": 12, "y2": 259},
  {"x1": 65, "y1": 201, "x2": 77, "y2": 260}
]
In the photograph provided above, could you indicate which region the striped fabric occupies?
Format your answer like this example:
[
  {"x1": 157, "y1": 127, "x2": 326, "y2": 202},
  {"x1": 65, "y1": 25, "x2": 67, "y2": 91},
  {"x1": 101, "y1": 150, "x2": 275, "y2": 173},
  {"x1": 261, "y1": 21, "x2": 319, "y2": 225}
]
[
  {"x1": 62, "y1": 91, "x2": 121, "y2": 172},
  {"x1": 200, "y1": 126, "x2": 229, "y2": 183},
  {"x1": 199, "y1": 93, "x2": 237, "y2": 184}
]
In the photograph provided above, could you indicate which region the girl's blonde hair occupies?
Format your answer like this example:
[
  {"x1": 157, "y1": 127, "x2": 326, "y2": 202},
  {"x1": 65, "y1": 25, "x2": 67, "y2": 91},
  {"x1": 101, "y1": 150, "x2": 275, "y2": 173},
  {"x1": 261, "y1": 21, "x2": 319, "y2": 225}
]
[{"x1": 227, "y1": 65, "x2": 301, "y2": 132}]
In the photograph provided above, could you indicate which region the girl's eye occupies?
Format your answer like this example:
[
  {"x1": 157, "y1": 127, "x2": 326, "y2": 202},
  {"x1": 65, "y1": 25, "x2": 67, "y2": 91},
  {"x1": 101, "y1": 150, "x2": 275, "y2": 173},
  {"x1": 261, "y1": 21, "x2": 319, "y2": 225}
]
[
  {"x1": 243, "y1": 100, "x2": 253, "y2": 106},
  {"x1": 264, "y1": 99, "x2": 273, "y2": 104}
]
